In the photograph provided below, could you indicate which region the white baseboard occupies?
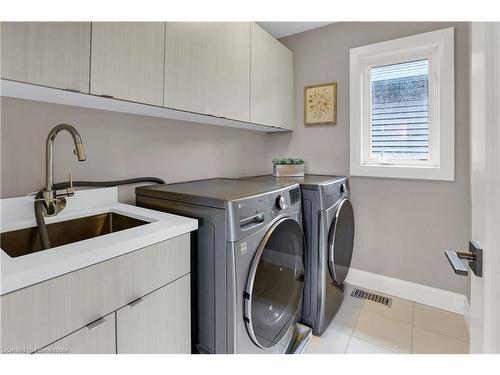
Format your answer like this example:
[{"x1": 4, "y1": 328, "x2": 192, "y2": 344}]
[{"x1": 345, "y1": 268, "x2": 466, "y2": 315}]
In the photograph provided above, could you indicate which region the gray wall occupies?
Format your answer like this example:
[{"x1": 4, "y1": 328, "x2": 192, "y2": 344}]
[
  {"x1": 274, "y1": 22, "x2": 470, "y2": 294},
  {"x1": 0, "y1": 97, "x2": 273, "y2": 202},
  {"x1": 0, "y1": 22, "x2": 470, "y2": 294}
]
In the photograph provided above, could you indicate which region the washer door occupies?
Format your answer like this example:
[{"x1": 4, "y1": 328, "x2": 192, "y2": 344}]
[
  {"x1": 328, "y1": 198, "x2": 355, "y2": 284},
  {"x1": 244, "y1": 217, "x2": 305, "y2": 349}
]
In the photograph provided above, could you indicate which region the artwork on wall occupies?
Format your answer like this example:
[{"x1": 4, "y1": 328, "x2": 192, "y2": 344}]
[{"x1": 304, "y1": 82, "x2": 337, "y2": 126}]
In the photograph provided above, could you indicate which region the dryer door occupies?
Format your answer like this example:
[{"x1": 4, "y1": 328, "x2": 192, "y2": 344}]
[
  {"x1": 244, "y1": 217, "x2": 305, "y2": 349},
  {"x1": 328, "y1": 198, "x2": 355, "y2": 284}
]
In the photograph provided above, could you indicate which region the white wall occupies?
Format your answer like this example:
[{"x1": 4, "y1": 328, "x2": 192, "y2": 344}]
[
  {"x1": 0, "y1": 97, "x2": 273, "y2": 203},
  {"x1": 0, "y1": 22, "x2": 470, "y2": 295},
  {"x1": 273, "y1": 22, "x2": 470, "y2": 294}
]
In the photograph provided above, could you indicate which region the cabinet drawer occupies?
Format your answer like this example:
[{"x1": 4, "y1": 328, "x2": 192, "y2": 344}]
[
  {"x1": 116, "y1": 274, "x2": 191, "y2": 354},
  {"x1": 36, "y1": 313, "x2": 116, "y2": 354},
  {"x1": 0, "y1": 234, "x2": 189, "y2": 352}
]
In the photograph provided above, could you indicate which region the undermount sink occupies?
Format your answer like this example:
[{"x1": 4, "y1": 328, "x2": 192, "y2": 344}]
[{"x1": 0, "y1": 212, "x2": 148, "y2": 258}]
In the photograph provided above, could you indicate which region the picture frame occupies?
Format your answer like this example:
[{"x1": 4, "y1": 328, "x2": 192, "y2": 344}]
[{"x1": 304, "y1": 82, "x2": 337, "y2": 126}]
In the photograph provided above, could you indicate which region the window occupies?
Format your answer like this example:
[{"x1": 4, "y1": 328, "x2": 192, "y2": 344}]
[
  {"x1": 350, "y1": 28, "x2": 455, "y2": 180},
  {"x1": 371, "y1": 59, "x2": 429, "y2": 161}
]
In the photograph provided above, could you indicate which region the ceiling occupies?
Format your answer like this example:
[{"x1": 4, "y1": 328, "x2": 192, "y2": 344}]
[{"x1": 257, "y1": 22, "x2": 333, "y2": 39}]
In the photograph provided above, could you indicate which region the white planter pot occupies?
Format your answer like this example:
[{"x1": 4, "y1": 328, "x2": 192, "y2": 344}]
[{"x1": 272, "y1": 164, "x2": 305, "y2": 177}]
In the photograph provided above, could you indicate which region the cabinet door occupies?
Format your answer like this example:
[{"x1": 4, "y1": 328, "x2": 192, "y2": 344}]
[
  {"x1": 250, "y1": 23, "x2": 294, "y2": 130},
  {"x1": 116, "y1": 274, "x2": 190, "y2": 354},
  {"x1": 90, "y1": 22, "x2": 165, "y2": 105},
  {"x1": 165, "y1": 22, "x2": 250, "y2": 121},
  {"x1": 0, "y1": 22, "x2": 91, "y2": 92},
  {"x1": 37, "y1": 313, "x2": 116, "y2": 354}
]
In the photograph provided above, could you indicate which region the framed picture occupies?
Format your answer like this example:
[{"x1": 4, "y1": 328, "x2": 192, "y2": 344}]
[{"x1": 304, "y1": 82, "x2": 337, "y2": 126}]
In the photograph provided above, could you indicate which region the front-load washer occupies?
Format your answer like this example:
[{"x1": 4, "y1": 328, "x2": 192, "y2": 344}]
[
  {"x1": 136, "y1": 178, "x2": 312, "y2": 353},
  {"x1": 238, "y1": 175, "x2": 355, "y2": 335}
]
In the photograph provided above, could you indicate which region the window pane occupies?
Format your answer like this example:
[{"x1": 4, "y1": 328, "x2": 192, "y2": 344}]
[{"x1": 370, "y1": 59, "x2": 429, "y2": 160}]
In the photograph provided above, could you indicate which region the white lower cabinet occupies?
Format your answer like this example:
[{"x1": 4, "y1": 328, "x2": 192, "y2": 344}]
[
  {"x1": 0, "y1": 236, "x2": 191, "y2": 354},
  {"x1": 33, "y1": 275, "x2": 191, "y2": 354},
  {"x1": 37, "y1": 313, "x2": 116, "y2": 354},
  {"x1": 116, "y1": 274, "x2": 191, "y2": 354}
]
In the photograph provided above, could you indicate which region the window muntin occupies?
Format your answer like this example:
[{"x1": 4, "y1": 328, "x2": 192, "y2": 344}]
[{"x1": 370, "y1": 59, "x2": 430, "y2": 161}]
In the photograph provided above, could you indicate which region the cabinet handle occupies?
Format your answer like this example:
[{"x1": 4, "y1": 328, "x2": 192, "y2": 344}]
[
  {"x1": 99, "y1": 94, "x2": 114, "y2": 99},
  {"x1": 128, "y1": 297, "x2": 144, "y2": 307},
  {"x1": 86, "y1": 317, "x2": 106, "y2": 331},
  {"x1": 64, "y1": 88, "x2": 81, "y2": 93}
]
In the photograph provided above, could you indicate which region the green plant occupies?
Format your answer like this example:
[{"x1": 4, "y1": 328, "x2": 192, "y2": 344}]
[{"x1": 272, "y1": 158, "x2": 305, "y2": 166}]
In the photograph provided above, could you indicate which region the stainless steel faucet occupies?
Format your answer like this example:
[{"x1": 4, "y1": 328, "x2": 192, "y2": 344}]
[{"x1": 42, "y1": 124, "x2": 86, "y2": 216}]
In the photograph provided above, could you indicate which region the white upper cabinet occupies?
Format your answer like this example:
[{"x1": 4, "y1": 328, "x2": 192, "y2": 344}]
[
  {"x1": 0, "y1": 22, "x2": 91, "y2": 92},
  {"x1": 90, "y1": 22, "x2": 165, "y2": 105},
  {"x1": 250, "y1": 23, "x2": 294, "y2": 130},
  {"x1": 165, "y1": 22, "x2": 251, "y2": 122},
  {"x1": 1, "y1": 22, "x2": 294, "y2": 132}
]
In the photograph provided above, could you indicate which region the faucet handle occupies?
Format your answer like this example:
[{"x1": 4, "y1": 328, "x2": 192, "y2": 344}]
[{"x1": 66, "y1": 173, "x2": 75, "y2": 197}]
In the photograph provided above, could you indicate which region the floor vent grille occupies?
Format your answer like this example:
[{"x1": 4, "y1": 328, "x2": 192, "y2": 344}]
[{"x1": 351, "y1": 288, "x2": 392, "y2": 307}]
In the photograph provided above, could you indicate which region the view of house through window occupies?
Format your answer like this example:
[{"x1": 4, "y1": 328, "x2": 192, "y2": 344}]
[{"x1": 370, "y1": 59, "x2": 430, "y2": 161}]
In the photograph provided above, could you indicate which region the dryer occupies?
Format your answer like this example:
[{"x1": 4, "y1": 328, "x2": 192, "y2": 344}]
[
  {"x1": 136, "y1": 178, "x2": 312, "y2": 353},
  {"x1": 238, "y1": 175, "x2": 355, "y2": 335}
]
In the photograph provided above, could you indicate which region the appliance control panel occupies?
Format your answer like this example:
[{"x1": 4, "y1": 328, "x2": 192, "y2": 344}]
[
  {"x1": 267, "y1": 193, "x2": 289, "y2": 215},
  {"x1": 289, "y1": 187, "x2": 301, "y2": 205},
  {"x1": 275, "y1": 195, "x2": 286, "y2": 211},
  {"x1": 322, "y1": 178, "x2": 350, "y2": 208},
  {"x1": 227, "y1": 184, "x2": 301, "y2": 241}
]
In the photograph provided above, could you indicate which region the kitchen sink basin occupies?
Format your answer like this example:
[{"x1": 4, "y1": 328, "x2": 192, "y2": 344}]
[{"x1": 0, "y1": 212, "x2": 148, "y2": 258}]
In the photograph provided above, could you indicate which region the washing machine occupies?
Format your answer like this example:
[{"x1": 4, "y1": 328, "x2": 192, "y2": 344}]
[
  {"x1": 238, "y1": 175, "x2": 355, "y2": 335},
  {"x1": 136, "y1": 178, "x2": 312, "y2": 353}
]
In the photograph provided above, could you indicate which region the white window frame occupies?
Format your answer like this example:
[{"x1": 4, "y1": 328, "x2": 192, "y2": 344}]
[{"x1": 350, "y1": 27, "x2": 455, "y2": 181}]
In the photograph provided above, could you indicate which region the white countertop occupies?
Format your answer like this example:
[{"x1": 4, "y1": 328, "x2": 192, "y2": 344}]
[{"x1": 0, "y1": 187, "x2": 198, "y2": 296}]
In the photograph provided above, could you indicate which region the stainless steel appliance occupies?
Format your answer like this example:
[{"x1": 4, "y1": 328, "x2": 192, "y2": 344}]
[
  {"x1": 136, "y1": 178, "x2": 312, "y2": 353},
  {"x1": 238, "y1": 175, "x2": 354, "y2": 335}
]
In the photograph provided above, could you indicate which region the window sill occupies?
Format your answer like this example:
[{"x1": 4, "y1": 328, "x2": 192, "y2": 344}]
[{"x1": 350, "y1": 163, "x2": 454, "y2": 181}]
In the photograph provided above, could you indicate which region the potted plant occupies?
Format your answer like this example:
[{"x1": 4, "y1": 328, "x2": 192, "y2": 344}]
[{"x1": 272, "y1": 158, "x2": 305, "y2": 177}]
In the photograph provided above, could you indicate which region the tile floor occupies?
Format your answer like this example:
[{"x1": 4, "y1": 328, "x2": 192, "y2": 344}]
[{"x1": 305, "y1": 285, "x2": 469, "y2": 354}]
